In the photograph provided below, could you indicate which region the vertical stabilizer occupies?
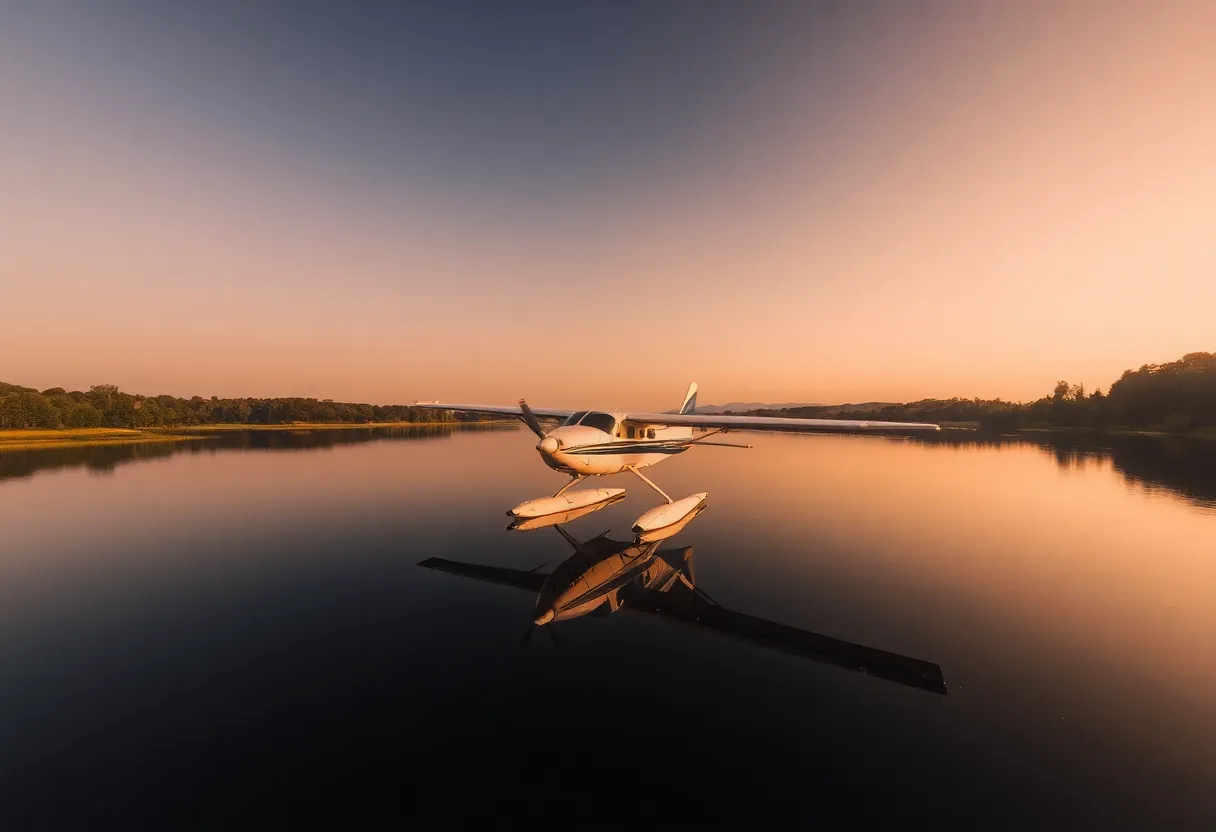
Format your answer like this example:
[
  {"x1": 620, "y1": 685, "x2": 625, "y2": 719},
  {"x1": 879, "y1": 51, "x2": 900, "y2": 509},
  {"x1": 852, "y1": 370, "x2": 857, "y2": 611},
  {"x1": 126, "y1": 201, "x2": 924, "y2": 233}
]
[{"x1": 678, "y1": 382, "x2": 699, "y2": 415}]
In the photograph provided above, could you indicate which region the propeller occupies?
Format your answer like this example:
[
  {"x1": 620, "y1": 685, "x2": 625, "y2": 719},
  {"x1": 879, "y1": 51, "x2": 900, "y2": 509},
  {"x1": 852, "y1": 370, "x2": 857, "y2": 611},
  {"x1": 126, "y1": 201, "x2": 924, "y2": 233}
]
[
  {"x1": 520, "y1": 399, "x2": 562, "y2": 455},
  {"x1": 517, "y1": 399, "x2": 547, "y2": 438}
]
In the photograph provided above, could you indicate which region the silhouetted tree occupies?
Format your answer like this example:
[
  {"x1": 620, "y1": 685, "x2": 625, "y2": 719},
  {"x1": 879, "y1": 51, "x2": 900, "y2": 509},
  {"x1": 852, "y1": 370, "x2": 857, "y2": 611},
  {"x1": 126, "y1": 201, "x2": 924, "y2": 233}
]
[{"x1": 6, "y1": 350, "x2": 1214, "y2": 434}]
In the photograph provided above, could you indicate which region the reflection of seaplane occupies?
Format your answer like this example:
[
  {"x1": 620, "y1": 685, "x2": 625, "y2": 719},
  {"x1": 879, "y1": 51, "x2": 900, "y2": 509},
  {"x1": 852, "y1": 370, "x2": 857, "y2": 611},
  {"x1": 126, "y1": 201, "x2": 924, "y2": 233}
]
[
  {"x1": 417, "y1": 383, "x2": 940, "y2": 533},
  {"x1": 418, "y1": 508, "x2": 948, "y2": 695}
]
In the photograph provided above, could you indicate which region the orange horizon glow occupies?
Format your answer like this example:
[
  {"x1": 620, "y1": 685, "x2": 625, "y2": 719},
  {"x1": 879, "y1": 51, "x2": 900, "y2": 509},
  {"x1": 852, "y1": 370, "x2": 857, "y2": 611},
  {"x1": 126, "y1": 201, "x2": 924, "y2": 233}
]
[{"x1": 2, "y1": 4, "x2": 1213, "y2": 411}]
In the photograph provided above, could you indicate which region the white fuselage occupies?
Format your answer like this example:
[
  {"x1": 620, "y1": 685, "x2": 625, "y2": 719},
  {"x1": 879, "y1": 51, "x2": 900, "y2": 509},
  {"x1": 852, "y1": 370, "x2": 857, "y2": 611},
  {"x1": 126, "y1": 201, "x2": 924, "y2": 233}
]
[{"x1": 538, "y1": 421, "x2": 692, "y2": 476}]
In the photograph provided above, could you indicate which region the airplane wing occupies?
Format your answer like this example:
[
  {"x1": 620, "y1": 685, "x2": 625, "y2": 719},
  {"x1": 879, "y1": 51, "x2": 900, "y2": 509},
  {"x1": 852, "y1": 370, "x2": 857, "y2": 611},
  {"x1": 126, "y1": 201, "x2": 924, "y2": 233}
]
[
  {"x1": 622, "y1": 411, "x2": 940, "y2": 433},
  {"x1": 417, "y1": 557, "x2": 549, "y2": 593},
  {"x1": 411, "y1": 402, "x2": 577, "y2": 421}
]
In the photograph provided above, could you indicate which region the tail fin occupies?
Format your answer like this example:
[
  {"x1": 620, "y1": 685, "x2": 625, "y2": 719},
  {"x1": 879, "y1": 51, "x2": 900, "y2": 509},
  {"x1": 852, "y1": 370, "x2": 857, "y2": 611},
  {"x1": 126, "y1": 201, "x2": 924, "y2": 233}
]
[{"x1": 678, "y1": 382, "x2": 699, "y2": 415}]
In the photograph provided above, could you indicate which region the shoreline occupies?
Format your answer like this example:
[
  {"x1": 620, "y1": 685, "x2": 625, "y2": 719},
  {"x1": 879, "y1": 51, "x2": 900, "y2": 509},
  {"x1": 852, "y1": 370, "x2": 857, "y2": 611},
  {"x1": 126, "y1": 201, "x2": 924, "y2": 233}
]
[
  {"x1": 1012, "y1": 425, "x2": 1216, "y2": 441},
  {"x1": 3, "y1": 421, "x2": 1212, "y2": 453},
  {"x1": 0, "y1": 421, "x2": 517, "y2": 452}
]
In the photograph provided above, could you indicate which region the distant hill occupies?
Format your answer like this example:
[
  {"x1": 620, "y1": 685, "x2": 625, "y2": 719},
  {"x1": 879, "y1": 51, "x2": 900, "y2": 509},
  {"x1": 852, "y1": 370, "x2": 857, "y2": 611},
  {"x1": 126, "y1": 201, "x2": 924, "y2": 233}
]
[
  {"x1": 803, "y1": 402, "x2": 900, "y2": 414},
  {"x1": 694, "y1": 401, "x2": 897, "y2": 414},
  {"x1": 693, "y1": 402, "x2": 819, "y2": 414}
]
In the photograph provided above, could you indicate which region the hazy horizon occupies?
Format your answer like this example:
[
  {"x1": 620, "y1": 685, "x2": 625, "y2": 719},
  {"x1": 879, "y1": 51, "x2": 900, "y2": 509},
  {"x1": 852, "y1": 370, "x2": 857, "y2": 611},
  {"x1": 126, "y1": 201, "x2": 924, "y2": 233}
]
[{"x1": 3, "y1": 2, "x2": 1214, "y2": 410}]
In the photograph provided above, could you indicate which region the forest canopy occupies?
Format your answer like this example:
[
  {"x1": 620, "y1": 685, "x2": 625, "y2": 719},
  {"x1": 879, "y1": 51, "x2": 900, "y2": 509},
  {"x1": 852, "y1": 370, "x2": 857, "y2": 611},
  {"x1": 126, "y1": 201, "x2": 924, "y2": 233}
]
[
  {"x1": 737, "y1": 351, "x2": 1216, "y2": 432},
  {"x1": 0, "y1": 383, "x2": 475, "y2": 430},
  {"x1": 2, "y1": 351, "x2": 1213, "y2": 432}
]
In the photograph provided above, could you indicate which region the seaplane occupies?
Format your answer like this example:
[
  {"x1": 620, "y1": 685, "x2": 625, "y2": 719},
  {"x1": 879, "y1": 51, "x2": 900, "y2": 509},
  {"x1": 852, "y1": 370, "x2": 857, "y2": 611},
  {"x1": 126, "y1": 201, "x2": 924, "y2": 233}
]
[
  {"x1": 417, "y1": 510, "x2": 948, "y2": 695},
  {"x1": 416, "y1": 383, "x2": 940, "y2": 536}
]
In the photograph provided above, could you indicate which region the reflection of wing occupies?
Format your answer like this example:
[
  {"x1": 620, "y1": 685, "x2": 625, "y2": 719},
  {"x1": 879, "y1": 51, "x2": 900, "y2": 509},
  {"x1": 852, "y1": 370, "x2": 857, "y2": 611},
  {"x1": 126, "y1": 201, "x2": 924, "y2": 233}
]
[
  {"x1": 628, "y1": 592, "x2": 948, "y2": 695},
  {"x1": 411, "y1": 402, "x2": 576, "y2": 421},
  {"x1": 418, "y1": 557, "x2": 548, "y2": 593},
  {"x1": 622, "y1": 412, "x2": 939, "y2": 433},
  {"x1": 417, "y1": 553, "x2": 947, "y2": 694}
]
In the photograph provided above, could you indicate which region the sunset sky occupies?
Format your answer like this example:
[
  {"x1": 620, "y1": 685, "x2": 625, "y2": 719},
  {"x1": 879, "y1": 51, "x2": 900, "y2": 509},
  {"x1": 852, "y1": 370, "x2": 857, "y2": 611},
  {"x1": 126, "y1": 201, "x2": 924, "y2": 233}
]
[{"x1": 2, "y1": 2, "x2": 1213, "y2": 409}]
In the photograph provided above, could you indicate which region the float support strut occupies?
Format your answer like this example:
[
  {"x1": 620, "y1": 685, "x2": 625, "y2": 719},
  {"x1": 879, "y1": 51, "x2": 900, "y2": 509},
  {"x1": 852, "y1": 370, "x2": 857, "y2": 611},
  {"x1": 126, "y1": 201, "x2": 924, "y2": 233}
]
[
  {"x1": 552, "y1": 475, "x2": 588, "y2": 498},
  {"x1": 627, "y1": 466, "x2": 673, "y2": 504}
]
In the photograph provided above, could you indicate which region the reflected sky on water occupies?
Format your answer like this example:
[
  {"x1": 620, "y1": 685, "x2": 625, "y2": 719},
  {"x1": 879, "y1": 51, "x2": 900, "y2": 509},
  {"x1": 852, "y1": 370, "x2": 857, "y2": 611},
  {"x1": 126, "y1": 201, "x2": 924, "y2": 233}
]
[{"x1": 1, "y1": 427, "x2": 1213, "y2": 827}]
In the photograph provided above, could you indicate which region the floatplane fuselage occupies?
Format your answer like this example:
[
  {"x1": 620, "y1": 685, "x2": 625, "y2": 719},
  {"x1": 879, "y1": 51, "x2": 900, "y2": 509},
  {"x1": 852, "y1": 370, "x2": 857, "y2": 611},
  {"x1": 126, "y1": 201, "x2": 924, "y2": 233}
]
[{"x1": 416, "y1": 382, "x2": 940, "y2": 538}]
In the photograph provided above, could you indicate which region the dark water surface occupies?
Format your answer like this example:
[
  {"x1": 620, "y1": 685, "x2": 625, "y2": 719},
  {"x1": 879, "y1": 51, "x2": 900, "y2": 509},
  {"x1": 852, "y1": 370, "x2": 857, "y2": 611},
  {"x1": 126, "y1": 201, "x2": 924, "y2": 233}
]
[{"x1": 1, "y1": 427, "x2": 1214, "y2": 828}]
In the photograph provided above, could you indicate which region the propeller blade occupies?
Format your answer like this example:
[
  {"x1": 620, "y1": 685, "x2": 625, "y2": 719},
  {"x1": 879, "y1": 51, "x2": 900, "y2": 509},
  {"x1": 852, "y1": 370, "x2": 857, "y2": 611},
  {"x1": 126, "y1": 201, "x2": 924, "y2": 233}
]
[{"x1": 517, "y1": 399, "x2": 547, "y2": 438}]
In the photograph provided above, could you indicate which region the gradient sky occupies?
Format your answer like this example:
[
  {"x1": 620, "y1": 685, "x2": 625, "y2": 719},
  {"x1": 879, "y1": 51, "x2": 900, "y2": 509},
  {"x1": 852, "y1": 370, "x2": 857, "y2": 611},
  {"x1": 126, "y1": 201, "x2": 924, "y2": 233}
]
[{"x1": 2, "y1": 1, "x2": 1214, "y2": 408}]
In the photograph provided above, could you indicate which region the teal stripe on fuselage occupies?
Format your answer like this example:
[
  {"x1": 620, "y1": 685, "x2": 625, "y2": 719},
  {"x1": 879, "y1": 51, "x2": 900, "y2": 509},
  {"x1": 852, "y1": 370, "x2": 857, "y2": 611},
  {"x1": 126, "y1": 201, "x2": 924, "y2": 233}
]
[{"x1": 567, "y1": 442, "x2": 690, "y2": 456}]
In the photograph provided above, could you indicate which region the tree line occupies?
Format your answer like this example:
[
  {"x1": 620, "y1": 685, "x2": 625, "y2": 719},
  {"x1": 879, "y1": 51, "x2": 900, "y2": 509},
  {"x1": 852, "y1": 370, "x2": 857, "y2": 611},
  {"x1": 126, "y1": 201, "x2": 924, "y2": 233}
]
[
  {"x1": 740, "y1": 351, "x2": 1216, "y2": 432},
  {"x1": 0, "y1": 383, "x2": 482, "y2": 430},
  {"x1": 4, "y1": 350, "x2": 1213, "y2": 432}
]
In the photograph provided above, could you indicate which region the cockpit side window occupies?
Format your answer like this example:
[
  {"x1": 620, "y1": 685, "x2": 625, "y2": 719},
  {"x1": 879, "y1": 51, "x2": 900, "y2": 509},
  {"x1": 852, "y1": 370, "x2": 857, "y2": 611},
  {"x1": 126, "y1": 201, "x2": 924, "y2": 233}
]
[
  {"x1": 579, "y1": 412, "x2": 617, "y2": 434},
  {"x1": 562, "y1": 411, "x2": 588, "y2": 426}
]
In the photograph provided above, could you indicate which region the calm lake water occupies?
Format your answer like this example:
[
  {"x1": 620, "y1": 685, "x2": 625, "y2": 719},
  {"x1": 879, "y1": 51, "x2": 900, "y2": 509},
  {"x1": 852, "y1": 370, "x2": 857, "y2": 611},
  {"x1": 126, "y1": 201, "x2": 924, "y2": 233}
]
[{"x1": 1, "y1": 426, "x2": 1214, "y2": 828}]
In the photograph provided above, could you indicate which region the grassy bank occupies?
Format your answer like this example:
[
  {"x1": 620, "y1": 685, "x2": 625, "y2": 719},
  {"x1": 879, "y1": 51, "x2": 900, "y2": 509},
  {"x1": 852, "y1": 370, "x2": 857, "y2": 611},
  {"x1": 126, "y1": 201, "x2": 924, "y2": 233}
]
[
  {"x1": 0, "y1": 422, "x2": 514, "y2": 452},
  {"x1": 0, "y1": 428, "x2": 204, "y2": 451}
]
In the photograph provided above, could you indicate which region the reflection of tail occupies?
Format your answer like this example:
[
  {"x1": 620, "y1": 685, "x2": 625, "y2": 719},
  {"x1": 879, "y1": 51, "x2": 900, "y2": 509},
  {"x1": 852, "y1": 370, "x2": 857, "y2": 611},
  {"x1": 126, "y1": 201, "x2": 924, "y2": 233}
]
[{"x1": 679, "y1": 382, "x2": 698, "y2": 415}]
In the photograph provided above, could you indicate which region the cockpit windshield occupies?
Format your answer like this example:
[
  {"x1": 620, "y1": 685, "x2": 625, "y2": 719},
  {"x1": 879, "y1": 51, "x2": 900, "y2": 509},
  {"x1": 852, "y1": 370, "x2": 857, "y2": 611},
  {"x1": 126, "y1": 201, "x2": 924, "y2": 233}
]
[
  {"x1": 562, "y1": 411, "x2": 588, "y2": 426},
  {"x1": 579, "y1": 412, "x2": 617, "y2": 434}
]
